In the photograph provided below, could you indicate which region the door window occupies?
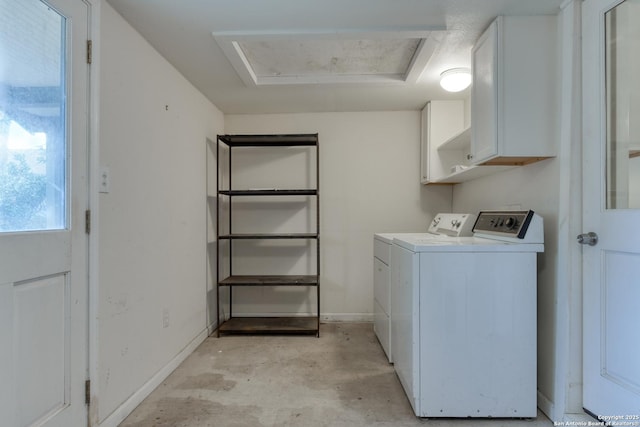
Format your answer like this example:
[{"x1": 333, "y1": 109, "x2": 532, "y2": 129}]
[
  {"x1": 0, "y1": 0, "x2": 67, "y2": 232},
  {"x1": 605, "y1": 0, "x2": 640, "y2": 209}
]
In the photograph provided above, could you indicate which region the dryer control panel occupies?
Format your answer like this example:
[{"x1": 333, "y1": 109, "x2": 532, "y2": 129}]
[{"x1": 473, "y1": 210, "x2": 543, "y2": 244}]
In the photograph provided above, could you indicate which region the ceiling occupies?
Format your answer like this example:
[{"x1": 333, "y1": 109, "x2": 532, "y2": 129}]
[{"x1": 105, "y1": 0, "x2": 564, "y2": 114}]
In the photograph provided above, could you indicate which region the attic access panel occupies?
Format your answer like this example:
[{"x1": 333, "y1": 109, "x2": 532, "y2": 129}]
[{"x1": 213, "y1": 29, "x2": 443, "y2": 86}]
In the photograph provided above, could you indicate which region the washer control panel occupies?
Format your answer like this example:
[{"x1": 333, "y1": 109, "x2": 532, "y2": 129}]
[
  {"x1": 428, "y1": 213, "x2": 476, "y2": 236},
  {"x1": 473, "y1": 210, "x2": 535, "y2": 239}
]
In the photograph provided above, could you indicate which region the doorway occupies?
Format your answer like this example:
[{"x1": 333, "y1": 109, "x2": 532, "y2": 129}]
[
  {"x1": 0, "y1": 0, "x2": 91, "y2": 425},
  {"x1": 582, "y1": 0, "x2": 640, "y2": 418}
]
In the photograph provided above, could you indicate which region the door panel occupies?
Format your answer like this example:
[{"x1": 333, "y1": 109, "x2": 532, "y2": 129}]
[
  {"x1": 15, "y1": 275, "x2": 69, "y2": 426},
  {"x1": 0, "y1": 232, "x2": 71, "y2": 283},
  {"x1": 583, "y1": 0, "x2": 640, "y2": 418},
  {"x1": 602, "y1": 252, "x2": 640, "y2": 392},
  {"x1": 0, "y1": 0, "x2": 89, "y2": 426}
]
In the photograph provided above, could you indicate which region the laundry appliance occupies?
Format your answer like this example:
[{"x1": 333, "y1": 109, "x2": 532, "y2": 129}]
[
  {"x1": 373, "y1": 213, "x2": 476, "y2": 362},
  {"x1": 391, "y1": 210, "x2": 544, "y2": 417}
]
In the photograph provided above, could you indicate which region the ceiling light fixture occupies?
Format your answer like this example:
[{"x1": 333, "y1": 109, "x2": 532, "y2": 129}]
[{"x1": 439, "y1": 68, "x2": 472, "y2": 92}]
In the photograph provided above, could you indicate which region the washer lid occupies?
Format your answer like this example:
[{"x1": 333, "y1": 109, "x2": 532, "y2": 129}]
[{"x1": 375, "y1": 232, "x2": 438, "y2": 244}]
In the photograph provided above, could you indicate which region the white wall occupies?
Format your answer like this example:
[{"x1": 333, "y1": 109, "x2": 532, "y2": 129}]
[
  {"x1": 98, "y1": 3, "x2": 224, "y2": 424},
  {"x1": 224, "y1": 112, "x2": 452, "y2": 320}
]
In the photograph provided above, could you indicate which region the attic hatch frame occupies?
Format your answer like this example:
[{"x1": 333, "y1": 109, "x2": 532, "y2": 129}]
[{"x1": 212, "y1": 28, "x2": 445, "y2": 86}]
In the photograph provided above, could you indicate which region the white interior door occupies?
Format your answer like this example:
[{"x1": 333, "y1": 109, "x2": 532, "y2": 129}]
[
  {"x1": 0, "y1": 0, "x2": 90, "y2": 426},
  {"x1": 583, "y1": 0, "x2": 640, "y2": 419}
]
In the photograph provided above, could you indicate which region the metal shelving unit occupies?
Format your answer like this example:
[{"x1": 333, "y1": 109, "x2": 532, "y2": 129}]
[{"x1": 216, "y1": 134, "x2": 320, "y2": 336}]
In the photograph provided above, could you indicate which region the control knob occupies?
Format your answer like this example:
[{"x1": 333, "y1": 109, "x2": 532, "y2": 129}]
[{"x1": 504, "y1": 217, "x2": 517, "y2": 229}]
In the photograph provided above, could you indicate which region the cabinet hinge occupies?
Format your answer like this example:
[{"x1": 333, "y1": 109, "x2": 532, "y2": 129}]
[
  {"x1": 85, "y1": 209, "x2": 91, "y2": 234},
  {"x1": 85, "y1": 380, "x2": 91, "y2": 405},
  {"x1": 87, "y1": 40, "x2": 92, "y2": 64}
]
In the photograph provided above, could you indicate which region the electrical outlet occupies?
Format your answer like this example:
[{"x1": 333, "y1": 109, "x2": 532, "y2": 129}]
[
  {"x1": 162, "y1": 308, "x2": 170, "y2": 328},
  {"x1": 99, "y1": 167, "x2": 111, "y2": 193}
]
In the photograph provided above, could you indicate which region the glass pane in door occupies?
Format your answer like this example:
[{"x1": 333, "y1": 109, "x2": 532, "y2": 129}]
[
  {"x1": 0, "y1": 0, "x2": 67, "y2": 231},
  {"x1": 605, "y1": 0, "x2": 640, "y2": 209}
]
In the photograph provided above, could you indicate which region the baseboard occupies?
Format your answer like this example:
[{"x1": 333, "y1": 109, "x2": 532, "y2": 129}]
[
  {"x1": 321, "y1": 313, "x2": 373, "y2": 322},
  {"x1": 537, "y1": 390, "x2": 555, "y2": 421},
  {"x1": 223, "y1": 313, "x2": 374, "y2": 323},
  {"x1": 97, "y1": 326, "x2": 211, "y2": 427},
  {"x1": 536, "y1": 391, "x2": 594, "y2": 424},
  {"x1": 207, "y1": 318, "x2": 219, "y2": 336}
]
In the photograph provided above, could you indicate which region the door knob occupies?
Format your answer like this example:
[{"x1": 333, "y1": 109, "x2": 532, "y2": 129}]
[{"x1": 577, "y1": 232, "x2": 598, "y2": 246}]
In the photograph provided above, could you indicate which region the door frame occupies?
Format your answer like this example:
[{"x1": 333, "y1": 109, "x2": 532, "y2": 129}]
[
  {"x1": 517, "y1": 0, "x2": 637, "y2": 422},
  {"x1": 86, "y1": 0, "x2": 100, "y2": 424},
  {"x1": 541, "y1": 0, "x2": 590, "y2": 423},
  {"x1": 539, "y1": 0, "x2": 585, "y2": 422}
]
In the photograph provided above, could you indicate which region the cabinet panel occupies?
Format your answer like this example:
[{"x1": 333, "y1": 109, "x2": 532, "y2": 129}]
[
  {"x1": 374, "y1": 299, "x2": 391, "y2": 360},
  {"x1": 420, "y1": 104, "x2": 430, "y2": 184},
  {"x1": 374, "y1": 257, "x2": 390, "y2": 313},
  {"x1": 374, "y1": 237, "x2": 391, "y2": 264},
  {"x1": 470, "y1": 20, "x2": 498, "y2": 163},
  {"x1": 421, "y1": 100, "x2": 468, "y2": 183},
  {"x1": 470, "y1": 16, "x2": 558, "y2": 166}
]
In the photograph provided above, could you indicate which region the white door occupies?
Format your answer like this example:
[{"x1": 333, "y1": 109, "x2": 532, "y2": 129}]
[
  {"x1": 583, "y1": 0, "x2": 640, "y2": 419},
  {"x1": 0, "y1": 0, "x2": 90, "y2": 426}
]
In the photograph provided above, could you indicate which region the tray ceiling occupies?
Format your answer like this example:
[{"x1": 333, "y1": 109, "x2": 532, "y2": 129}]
[
  {"x1": 105, "y1": 0, "x2": 565, "y2": 114},
  {"x1": 213, "y1": 30, "x2": 443, "y2": 86}
]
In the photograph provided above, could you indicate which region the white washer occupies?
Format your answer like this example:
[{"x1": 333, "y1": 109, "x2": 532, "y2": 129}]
[
  {"x1": 373, "y1": 213, "x2": 476, "y2": 363},
  {"x1": 391, "y1": 210, "x2": 544, "y2": 418}
]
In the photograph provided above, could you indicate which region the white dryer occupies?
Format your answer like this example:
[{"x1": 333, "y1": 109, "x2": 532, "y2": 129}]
[{"x1": 391, "y1": 210, "x2": 544, "y2": 418}]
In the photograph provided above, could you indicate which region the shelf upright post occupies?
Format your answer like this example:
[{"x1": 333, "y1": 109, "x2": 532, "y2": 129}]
[
  {"x1": 228, "y1": 139, "x2": 233, "y2": 319},
  {"x1": 215, "y1": 136, "x2": 220, "y2": 337},
  {"x1": 316, "y1": 135, "x2": 320, "y2": 337}
]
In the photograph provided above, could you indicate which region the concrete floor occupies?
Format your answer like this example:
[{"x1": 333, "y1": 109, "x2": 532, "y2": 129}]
[{"x1": 120, "y1": 323, "x2": 553, "y2": 427}]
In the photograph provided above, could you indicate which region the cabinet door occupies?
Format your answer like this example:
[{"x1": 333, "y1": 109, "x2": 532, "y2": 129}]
[
  {"x1": 420, "y1": 103, "x2": 430, "y2": 184},
  {"x1": 471, "y1": 19, "x2": 499, "y2": 164},
  {"x1": 421, "y1": 101, "x2": 466, "y2": 183}
]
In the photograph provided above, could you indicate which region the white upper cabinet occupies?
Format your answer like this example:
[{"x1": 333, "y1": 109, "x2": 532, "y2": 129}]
[
  {"x1": 470, "y1": 15, "x2": 558, "y2": 166},
  {"x1": 421, "y1": 100, "x2": 514, "y2": 184},
  {"x1": 421, "y1": 100, "x2": 467, "y2": 184}
]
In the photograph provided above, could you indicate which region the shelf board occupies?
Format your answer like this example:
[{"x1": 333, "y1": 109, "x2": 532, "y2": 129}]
[
  {"x1": 218, "y1": 233, "x2": 318, "y2": 240},
  {"x1": 479, "y1": 156, "x2": 554, "y2": 166},
  {"x1": 219, "y1": 275, "x2": 319, "y2": 286},
  {"x1": 219, "y1": 189, "x2": 317, "y2": 196},
  {"x1": 426, "y1": 156, "x2": 554, "y2": 185},
  {"x1": 437, "y1": 126, "x2": 471, "y2": 151},
  {"x1": 427, "y1": 164, "x2": 516, "y2": 184},
  {"x1": 218, "y1": 317, "x2": 319, "y2": 335},
  {"x1": 218, "y1": 134, "x2": 318, "y2": 147}
]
